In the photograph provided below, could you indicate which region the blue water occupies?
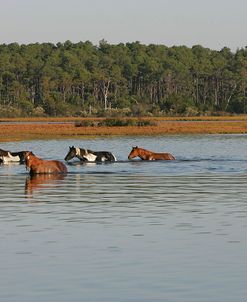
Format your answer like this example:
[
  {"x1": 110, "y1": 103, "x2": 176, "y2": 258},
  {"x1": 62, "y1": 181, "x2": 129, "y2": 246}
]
[{"x1": 0, "y1": 134, "x2": 247, "y2": 302}]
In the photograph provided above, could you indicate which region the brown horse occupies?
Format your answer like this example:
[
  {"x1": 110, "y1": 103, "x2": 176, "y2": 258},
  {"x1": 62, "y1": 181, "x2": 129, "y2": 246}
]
[
  {"x1": 24, "y1": 151, "x2": 67, "y2": 175},
  {"x1": 128, "y1": 146, "x2": 175, "y2": 160}
]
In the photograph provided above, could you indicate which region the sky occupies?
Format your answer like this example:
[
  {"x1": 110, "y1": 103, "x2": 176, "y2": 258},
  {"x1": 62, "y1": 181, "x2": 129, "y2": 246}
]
[{"x1": 0, "y1": 0, "x2": 246, "y2": 51}]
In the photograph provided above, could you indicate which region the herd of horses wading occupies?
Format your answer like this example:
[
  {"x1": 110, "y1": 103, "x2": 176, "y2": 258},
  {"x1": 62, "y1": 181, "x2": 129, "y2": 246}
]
[{"x1": 0, "y1": 145, "x2": 175, "y2": 175}]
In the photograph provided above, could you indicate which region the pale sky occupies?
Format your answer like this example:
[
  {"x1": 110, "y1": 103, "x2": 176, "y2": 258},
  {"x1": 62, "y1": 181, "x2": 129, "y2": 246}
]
[{"x1": 0, "y1": 0, "x2": 246, "y2": 50}]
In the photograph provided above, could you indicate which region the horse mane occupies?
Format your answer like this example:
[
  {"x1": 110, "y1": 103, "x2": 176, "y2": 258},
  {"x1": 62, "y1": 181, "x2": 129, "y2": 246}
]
[
  {"x1": 74, "y1": 147, "x2": 80, "y2": 155},
  {"x1": 136, "y1": 147, "x2": 153, "y2": 154},
  {"x1": 25, "y1": 151, "x2": 36, "y2": 158}
]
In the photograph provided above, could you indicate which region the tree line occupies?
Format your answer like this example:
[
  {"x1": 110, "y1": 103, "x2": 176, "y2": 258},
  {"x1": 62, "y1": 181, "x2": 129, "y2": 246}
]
[{"x1": 0, "y1": 40, "x2": 247, "y2": 117}]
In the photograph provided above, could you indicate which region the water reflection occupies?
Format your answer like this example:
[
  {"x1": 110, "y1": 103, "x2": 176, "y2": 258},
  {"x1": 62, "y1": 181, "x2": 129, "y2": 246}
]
[
  {"x1": 1, "y1": 135, "x2": 247, "y2": 302},
  {"x1": 25, "y1": 173, "x2": 67, "y2": 196}
]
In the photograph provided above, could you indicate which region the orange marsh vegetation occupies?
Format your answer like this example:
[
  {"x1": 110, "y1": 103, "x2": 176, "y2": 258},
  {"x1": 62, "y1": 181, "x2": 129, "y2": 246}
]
[{"x1": 0, "y1": 116, "x2": 247, "y2": 142}]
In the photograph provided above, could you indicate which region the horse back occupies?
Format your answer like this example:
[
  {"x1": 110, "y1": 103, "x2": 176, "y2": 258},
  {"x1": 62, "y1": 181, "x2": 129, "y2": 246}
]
[
  {"x1": 158, "y1": 152, "x2": 175, "y2": 160},
  {"x1": 160, "y1": 153, "x2": 175, "y2": 160},
  {"x1": 100, "y1": 151, "x2": 116, "y2": 161},
  {"x1": 29, "y1": 157, "x2": 67, "y2": 174},
  {"x1": 149, "y1": 152, "x2": 175, "y2": 160},
  {"x1": 93, "y1": 151, "x2": 116, "y2": 162}
]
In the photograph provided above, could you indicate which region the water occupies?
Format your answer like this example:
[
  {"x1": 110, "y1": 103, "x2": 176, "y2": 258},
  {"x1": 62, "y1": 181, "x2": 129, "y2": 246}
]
[{"x1": 0, "y1": 135, "x2": 247, "y2": 302}]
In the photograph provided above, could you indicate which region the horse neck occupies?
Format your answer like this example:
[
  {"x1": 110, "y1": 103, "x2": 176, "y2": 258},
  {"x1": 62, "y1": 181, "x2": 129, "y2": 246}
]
[
  {"x1": 0, "y1": 149, "x2": 9, "y2": 156},
  {"x1": 137, "y1": 148, "x2": 152, "y2": 160},
  {"x1": 75, "y1": 148, "x2": 85, "y2": 159},
  {"x1": 78, "y1": 148, "x2": 94, "y2": 156},
  {"x1": 27, "y1": 155, "x2": 41, "y2": 168}
]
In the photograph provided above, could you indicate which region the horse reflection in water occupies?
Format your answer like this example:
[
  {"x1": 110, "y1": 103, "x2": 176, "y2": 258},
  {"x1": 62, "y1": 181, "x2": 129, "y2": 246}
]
[
  {"x1": 128, "y1": 146, "x2": 175, "y2": 161},
  {"x1": 25, "y1": 174, "x2": 66, "y2": 196},
  {"x1": 65, "y1": 146, "x2": 117, "y2": 162}
]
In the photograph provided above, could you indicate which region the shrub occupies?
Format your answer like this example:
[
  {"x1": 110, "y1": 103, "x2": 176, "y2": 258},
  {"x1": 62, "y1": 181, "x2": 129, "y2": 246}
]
[
  {"x1": 0, "y1": 105, "x2": 23, "y2": 118},
  {"x1": 75, "y1": 118, "x2": 157, "y2": 127},
  {"x1": 75, "y1": 120, "x2": 97, "y2": 127}
]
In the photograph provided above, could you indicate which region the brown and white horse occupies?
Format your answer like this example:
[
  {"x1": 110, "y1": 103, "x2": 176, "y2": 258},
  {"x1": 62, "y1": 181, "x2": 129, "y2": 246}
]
[
  {"x1": 0, "y1": 148, "x2": 30, "y2": 163},
  {"x1": 24, "y1": 151, "x2": 67, "y2": 175},
  {"x1": 128, "y1": 146, "x2": 175, "y2": 160}
]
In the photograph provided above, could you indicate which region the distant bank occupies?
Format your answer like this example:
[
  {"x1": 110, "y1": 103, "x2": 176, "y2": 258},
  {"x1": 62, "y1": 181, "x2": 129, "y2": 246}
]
[{"x1": 0, "y1": 116, "x2": 247, "y2": 142}]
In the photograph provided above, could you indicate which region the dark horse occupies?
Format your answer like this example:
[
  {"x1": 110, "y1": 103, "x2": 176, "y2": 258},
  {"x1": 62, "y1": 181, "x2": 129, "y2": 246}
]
[
  {"x1": 65, "y1": 146, "x2": 117, "y2": 162},
  {"x1": 0, "y1": 148, "x2": 30, "y2": 163},
  {"x1": 24, "y1": 151, "x2": 67, "y2": 175},
  {"x1": 128, "y1": 146, "x2": 175, "y2": 160}
]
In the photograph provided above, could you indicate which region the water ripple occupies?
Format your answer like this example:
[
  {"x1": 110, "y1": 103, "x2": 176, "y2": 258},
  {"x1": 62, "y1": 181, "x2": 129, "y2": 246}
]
[{"x1": 1, "y1": 135, "x2": 247, "y2": 302}]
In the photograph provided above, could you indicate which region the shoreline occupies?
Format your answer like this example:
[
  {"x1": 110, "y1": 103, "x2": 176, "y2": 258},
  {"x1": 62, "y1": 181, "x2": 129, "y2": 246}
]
[
  {"x1": 1, "y1": 115, "x2": 247, "y2": 123},
  {"x1": 0, "y1": 116, "x2": 247, "y2": 142}
]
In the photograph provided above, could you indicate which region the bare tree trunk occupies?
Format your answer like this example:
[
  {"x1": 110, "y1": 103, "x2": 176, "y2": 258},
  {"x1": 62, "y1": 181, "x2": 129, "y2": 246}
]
[
  {"x1": 224, "y1": 83, "x2": 237, "y2": 111},
  {"x1": 100, "y1": 80, "x2": 110, "y2": 110}
]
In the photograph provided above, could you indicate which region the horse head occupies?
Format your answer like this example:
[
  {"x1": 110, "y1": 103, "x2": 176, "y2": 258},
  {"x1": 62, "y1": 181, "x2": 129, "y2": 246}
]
[
  {"x1": 128, "y1": 146, "x2": 139, "y2": 159},
  {"x1": 64, "y1": 146, "x2": 77, "y2": 161},
  {"x1": 24, "y1": 151, "x2": 35, "y2": 162},
  {"x1": 23, "y1": 151, "x2": 36, "y2": 170}
]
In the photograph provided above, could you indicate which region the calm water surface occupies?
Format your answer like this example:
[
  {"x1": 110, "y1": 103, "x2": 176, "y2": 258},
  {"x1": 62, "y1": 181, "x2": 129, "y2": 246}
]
[{"x1": 0, "y1": 135, "x2": 247, "y2": 302}]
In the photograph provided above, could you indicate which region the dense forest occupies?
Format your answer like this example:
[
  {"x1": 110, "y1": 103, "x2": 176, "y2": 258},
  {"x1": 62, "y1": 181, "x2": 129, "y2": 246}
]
[{"x1": 0, "y1": 40, "x2": 247, "y2": 117}]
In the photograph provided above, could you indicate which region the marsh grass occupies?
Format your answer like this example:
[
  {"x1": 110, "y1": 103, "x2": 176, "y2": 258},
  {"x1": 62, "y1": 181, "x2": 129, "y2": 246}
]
[{"x1": 0, "y1": 116, "x2": 247, "y2": 142}]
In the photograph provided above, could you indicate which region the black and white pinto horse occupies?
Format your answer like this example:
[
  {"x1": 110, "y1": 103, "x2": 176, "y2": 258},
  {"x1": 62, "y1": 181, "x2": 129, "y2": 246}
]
[
  {"x1": 65, "y1": 146, "x2": 117, "y2": 162},
  {"x1": 0, "y1": 148, "x2": 29, "y2": 163}
]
